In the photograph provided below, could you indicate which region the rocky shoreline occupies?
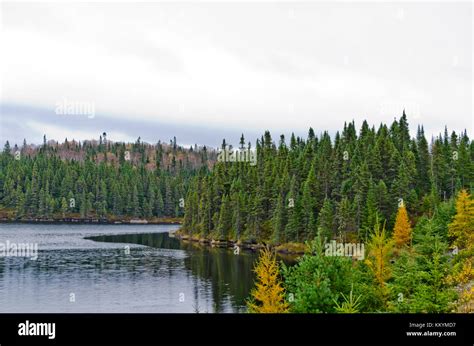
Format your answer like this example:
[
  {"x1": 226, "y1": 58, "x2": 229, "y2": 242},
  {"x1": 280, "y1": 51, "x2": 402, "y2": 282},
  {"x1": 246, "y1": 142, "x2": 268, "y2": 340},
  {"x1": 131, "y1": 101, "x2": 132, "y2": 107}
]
[{"x1": 174, "y1": 230, "x2": 307, "y2": 255}]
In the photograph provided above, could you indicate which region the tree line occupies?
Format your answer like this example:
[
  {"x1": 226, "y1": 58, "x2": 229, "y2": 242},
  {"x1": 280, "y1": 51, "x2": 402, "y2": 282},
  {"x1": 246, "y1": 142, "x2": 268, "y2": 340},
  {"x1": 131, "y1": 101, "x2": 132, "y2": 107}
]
[
  {"x1": 182, "y1": 112, "x2": 473, "y2": 245},
  {"x1": 0, "y1": 135, "x2": 214, "y2": 220}
]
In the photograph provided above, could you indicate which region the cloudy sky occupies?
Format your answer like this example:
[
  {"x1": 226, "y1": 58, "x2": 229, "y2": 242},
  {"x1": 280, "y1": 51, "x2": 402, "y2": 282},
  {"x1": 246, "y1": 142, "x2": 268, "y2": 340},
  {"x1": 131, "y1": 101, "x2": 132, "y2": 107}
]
[{"x1": 0, "y1": 1, "x2": 472, "y2": 148}]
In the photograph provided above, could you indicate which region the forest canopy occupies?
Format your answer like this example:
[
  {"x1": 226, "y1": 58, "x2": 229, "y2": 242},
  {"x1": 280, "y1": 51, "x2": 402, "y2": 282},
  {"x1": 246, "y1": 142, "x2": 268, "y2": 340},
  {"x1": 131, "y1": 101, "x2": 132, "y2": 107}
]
[{"x1": 182, "y1": 113, "x2": 473, "y2": 245}]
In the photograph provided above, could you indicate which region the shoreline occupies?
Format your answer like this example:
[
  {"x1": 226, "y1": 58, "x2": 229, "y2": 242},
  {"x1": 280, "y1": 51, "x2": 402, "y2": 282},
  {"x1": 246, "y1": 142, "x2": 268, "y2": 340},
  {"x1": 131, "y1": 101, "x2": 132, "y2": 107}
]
[
  {"x1": 0, "y1": 215, "x2": 304, "y2": 256},
  {"x1": 0, "y1": 217, "x2": 183, "y2": 226},
  {"x1": 174, "y1": 230, "x2": 307, "y2": 256}
]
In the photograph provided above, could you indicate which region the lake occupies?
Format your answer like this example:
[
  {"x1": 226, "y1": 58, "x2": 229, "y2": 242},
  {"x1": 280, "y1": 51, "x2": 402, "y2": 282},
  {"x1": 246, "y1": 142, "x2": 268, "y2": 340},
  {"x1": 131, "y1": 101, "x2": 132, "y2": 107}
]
[{"x1": 0, "y1": 223, "x2": 261, "y2": 313}]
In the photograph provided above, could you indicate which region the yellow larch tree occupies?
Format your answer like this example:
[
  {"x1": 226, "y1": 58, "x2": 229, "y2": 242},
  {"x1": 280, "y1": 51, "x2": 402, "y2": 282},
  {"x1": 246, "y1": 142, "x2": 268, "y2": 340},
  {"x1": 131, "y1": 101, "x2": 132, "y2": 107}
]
[
  {"x1": 447, "y1": 189, "x2": 474, "y2": 312},
  {"x1": 448, "y1": 189, "x2": 474, "y2": 250},
  {"x1": 446, "y1": 256, "x2": 474, "y2": 313},
  {"x1": 247, "y1": 247, "x2": 289, "y2": 313},
  {"x1": 366, "y1": 222, "x2": 394, "y2": 290},
  {"x1": 393, "y1": 202, "x2": 412, "y2": 248}
]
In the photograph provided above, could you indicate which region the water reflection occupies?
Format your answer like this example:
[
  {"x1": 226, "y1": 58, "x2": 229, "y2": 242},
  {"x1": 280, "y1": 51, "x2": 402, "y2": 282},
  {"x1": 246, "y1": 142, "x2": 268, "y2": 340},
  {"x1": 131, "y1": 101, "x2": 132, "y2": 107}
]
[
  {"x1": 0, "y1": 224, "x2": 296, "y2": 313},
  {"x1": 86, "y1": 232, "x2": 258, "y2": 313}
]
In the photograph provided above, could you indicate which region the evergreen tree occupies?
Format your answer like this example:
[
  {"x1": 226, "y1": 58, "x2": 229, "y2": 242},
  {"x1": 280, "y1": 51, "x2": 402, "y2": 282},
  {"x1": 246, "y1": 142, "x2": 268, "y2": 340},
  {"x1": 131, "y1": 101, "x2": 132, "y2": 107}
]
[
  {"x1": 217, "y1": 194, "x2": 232, "y2": 239},
  {"x1": 283, "y1": 236, "x2": 353, "y2": 313},
  {"x1": 317, "y1": 198, "x2": 335, "y2": 241},
  {"x1": 131, "y1": 184, "x2": 140, "y2": 217},
  {"x1": 60, "y1": 197, "x2": 68, "y2": 218}
]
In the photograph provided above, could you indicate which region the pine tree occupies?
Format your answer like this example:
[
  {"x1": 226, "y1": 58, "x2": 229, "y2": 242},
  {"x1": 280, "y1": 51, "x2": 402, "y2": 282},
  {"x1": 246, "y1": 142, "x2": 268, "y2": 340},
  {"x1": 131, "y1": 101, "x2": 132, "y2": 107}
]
[
  {"x1": 376, "y1": 180, "x2": 390, "y2": 225},
  {"x1": 96, "y1": 180, "x2": 107, "y2": 218},
  {"x1": 155, "y1": 188, "x2": 164, "y2": 217},
  {"x1": 390, "y1": 229, "x2": 457, "y2": 313},
  {"x1": 3, "y1": 140, "x2": 11, "y2": 155},
  {"x1": 131, "y1": 184, "x2": 140, "y2": 217},
  {"x1": 231, "y1": 190, "x2": 244, "y2": 240},
  {"x1": 29, "y1": 162, "x2": 39, "y2": 215},
  {"x1": 217, "y1": 194, "x2": 232, "y2": 240},
  {"x1": 456, "y1": 132, "x2": 471, "y2": 189},
  {"x1": 363, "y1": 180, "x2": 379, "y2": 236},
  {"x1": 38, "y1": 187, "x2": 46, "y2": 218},
  {"x1": 272, "y1": 193, "x2": 287, "y2": 243},
  {"x1": 397, "y1": 111, "x2": 410, "y2": 152},
  {"x1": 61, "y1": 197, "x2": 68, "y2": 218},
  {"x1": 317, "y1": 198, "x2": 334, "y2": 241},
  {"x1": 15, "y1": 186, "x2": 25, "y2": 218},
  {"x1": 415, "y1": 125, "x2": 431, "y2": 195},
  {"x1": 353, "y1": 161, "x2": 370, "y2": 230},
  {"x1": 392, "y1": 151, "x2": 416, "y2": 208},
  {"x1": 282, "y1": 235, "x2": 354, "y2": 313},
  {"x1": 301, "y1": 168, "x2": 318, "y2": 240},
  {"x1": 285, "y1": 177, "x2": 302, "y2": 242},
  {"x1": 335, "y1": 197, "x2": 356, "y2": 240}
]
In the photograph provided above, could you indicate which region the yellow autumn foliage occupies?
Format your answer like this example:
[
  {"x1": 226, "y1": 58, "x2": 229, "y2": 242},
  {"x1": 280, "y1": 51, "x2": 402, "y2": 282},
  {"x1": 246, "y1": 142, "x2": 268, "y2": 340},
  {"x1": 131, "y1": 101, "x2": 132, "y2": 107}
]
[
  {"x1": 393, "y1": 203, "x2": 412, "y2": 248},
  {"x1": 458, "y1": 286, "x2": 474, "y2": 313},
  {"x1": 247, "y1": 247, "x2": 289, "y2": 313},
  {"x1": 446, "y1": 190, "x2": 474, "y2": 312},
  {"x1": 365, "y1": 223, "x2": 394, "y2": 290},
  {"x1": 453, "y1": 268, "x2": 474, "y2": 313},
  {"x1": 446, "y1": 255, "x2": 474, "y2": 313},
  {"x1": 448, "y1": 189, "x2": 474, "y2": 250}
]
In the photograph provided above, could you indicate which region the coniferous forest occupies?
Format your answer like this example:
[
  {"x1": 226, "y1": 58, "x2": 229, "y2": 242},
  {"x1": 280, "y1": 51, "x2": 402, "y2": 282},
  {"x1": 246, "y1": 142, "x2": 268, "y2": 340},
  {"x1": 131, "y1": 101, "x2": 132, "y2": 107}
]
[
  {"x1": 0, "y1": 135, "x2": 215, "y2": 221},
  {"x1": 1, "y1": 113, "x2": 473, "y2": 313},
  {"x1": 182, "y1": 113, "x2": 472, "y2": 244},
  {"x1": 180, "y1": 113, "x2": 474, "y2": 313}
]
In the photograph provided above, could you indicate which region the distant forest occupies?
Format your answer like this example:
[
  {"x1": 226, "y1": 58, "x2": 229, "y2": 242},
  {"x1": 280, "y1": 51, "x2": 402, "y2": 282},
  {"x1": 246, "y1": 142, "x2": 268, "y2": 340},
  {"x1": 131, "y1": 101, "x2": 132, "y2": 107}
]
[{"x1": 0, "y1": 135, "x2": 215, "y2": 220}]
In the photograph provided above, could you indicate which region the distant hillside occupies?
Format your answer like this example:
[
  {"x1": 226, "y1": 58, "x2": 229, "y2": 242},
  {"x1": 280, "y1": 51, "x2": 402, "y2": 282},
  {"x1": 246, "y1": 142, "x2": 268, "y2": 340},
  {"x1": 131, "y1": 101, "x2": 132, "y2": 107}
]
[
  {"x1": 0, "y1": 134, "x2": 219, "y2": 221},
  {"x1": 4, "y1": 134, "x2": 218, "y2": 171}
]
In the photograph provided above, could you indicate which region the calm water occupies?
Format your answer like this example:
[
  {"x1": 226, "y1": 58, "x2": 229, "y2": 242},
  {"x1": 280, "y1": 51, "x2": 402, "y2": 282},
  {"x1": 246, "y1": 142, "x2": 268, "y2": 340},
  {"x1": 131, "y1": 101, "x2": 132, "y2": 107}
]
[{"x1": 0, "y1": 223, "x2": 260, "y2": 313}]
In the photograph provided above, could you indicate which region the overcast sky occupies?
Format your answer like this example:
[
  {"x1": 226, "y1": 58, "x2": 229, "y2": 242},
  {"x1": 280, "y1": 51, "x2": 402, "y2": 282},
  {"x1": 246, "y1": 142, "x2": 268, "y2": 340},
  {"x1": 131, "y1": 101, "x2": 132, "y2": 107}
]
[{"x1": 0, "y1": 1, "x2": 472, "y2": 148}]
